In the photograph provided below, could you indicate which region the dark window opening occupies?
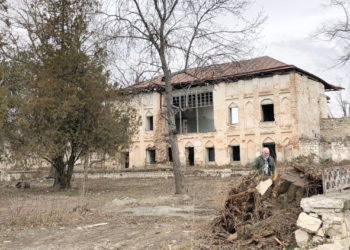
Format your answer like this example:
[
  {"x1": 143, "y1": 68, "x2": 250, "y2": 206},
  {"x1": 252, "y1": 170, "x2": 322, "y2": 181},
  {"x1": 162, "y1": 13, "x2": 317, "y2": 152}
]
[
  {"x1": 146, "y1": 149, "x2": 156, "y2": 164},
  {"x1": 186, "y1": 147, "x2": 195, "y2": 166},
  {"x1": 263, "y1": 143, "x2": 277, "y2": 161},
  {"x1": 206, "y1": 147, "x2": 215, "y2": 162},
  {"x1": 231, "y1": 146, "x2": 240, "y2": 161},
  {"x1": 168, "y1": 148, "x2": 173, "y2": 162},
  {"x1": 124, "y1": 152, "x2": 129, "y2": 168},
  {"x1": 262, "y1": 104, "x2": 274, "y2": 122},
  {"x1": 146, "y1": 116, "x2": 154, "y2": 131}
]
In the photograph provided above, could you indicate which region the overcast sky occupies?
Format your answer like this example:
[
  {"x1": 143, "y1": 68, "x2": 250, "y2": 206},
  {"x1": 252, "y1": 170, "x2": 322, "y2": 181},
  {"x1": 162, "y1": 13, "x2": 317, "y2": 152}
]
[
  {"x1": 249, "y1": 0, "x2": 346, "y2": 83},
  {"x1": 244, "y1": 0, "x2": 348, "y2": 116}
]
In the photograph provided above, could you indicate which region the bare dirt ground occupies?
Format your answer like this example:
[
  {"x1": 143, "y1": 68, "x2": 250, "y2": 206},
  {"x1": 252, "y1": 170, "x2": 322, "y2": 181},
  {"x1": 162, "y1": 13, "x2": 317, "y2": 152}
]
[{"x1": 0, "y1": 174, "x2": 244, "y2": 250}]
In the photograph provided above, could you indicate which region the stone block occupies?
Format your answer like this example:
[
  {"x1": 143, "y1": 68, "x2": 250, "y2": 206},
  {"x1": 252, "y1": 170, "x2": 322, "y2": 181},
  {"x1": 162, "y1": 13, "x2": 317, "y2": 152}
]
[
  {"x1": 320, "y1": 214, "x2": 345, "y2": 227},
  {"x1": 256, "y1": 179, "x2": 272, "y2": 196},
  {"x1": 325, "y1": 222, "x2": 347, "y2": 238},
  {"x1": 317, "y1": 243, "x2": 344, "y2": 250},
  {"x1": 333, "y1": 236, "x2": 350, "y2": 250},
  {"x1": 297, "y1": 212, "x2": 322, "y2": 233},
  {"x1": 301, "y1": 197, "x2": 344, "y2": 212},
  {"x1": 295, "y1": 229, "x2": 312, "y2": 247}
]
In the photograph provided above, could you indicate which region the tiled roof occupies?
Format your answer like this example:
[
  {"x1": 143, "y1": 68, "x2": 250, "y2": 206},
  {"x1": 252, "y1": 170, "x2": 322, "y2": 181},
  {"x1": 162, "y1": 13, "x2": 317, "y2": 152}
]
[{"x1": 131, "y1": 56, "x2": 341, "y2": 91}]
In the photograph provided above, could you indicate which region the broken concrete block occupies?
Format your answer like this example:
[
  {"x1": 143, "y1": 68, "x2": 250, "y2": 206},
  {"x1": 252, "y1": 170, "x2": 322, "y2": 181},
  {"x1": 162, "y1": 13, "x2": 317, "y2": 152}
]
[
  {"x1": 295, "y1": 229, "x2": 312, "y2": 247},
  {"x1": 325, "y1": 222, "x2": 347, "y2": 238},
  {"x1": 256, "y1": 179, "x2": 272, "y2": 196},
  {"x1": 301, "y1": 197, "x2": 344, "y2": 213},
  {"x1": 321, "y1": 214, "x2": 344, "y2": 227},
  {"x1": 333, "y1": 236, "x2": 350, "y2": 250},
  {"x1": 317, "y1": 243, "x2": 344, "y2": 250},
  {"x1": 297, "y1": 212, "x2": 322, "y2": 233}
]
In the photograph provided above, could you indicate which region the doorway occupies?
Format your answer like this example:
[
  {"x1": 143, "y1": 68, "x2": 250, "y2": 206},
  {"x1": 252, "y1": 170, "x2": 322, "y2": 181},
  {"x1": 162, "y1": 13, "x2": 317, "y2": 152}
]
[
  {"x1": 262, "y1": 143, "x2": 276, "y2": 161},
  {"x1": 124, "y1": 152, "x2": 129, "y2": 168},
  {"x1": 186, "y1": 147, "x2": 195, "y2": 166}
]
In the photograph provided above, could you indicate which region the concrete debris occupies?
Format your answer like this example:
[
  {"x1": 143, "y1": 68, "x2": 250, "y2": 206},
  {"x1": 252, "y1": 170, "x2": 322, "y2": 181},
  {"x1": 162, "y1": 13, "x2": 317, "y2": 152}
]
[
  {"x1": 256, "y1": 179, "x2": 273, "y2": 195},
  {"x1": 317, "y1": 243, "x2": 344, "y2": 250},
  {"x1": 295, "y1": 229, "x2": 312, "y2": 247},
  {"x1": 296, "y1": 212, "x2": 322, "y2": 233},
  {"x1": 301, "y1": 197, "x2": 344, "y2": 212}
]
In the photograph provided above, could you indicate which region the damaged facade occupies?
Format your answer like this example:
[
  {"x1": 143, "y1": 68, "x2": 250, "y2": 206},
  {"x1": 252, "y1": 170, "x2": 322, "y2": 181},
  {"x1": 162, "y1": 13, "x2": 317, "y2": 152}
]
[{"x1": 127, "y1": 56, "x2": 342, "y2": 168}]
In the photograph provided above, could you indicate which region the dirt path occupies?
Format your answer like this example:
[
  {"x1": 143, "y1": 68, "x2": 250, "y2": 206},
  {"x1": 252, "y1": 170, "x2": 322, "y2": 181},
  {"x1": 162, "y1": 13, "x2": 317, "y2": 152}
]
[{"x1": 0, "y1": 176, "x2": 242, "y2": 249}]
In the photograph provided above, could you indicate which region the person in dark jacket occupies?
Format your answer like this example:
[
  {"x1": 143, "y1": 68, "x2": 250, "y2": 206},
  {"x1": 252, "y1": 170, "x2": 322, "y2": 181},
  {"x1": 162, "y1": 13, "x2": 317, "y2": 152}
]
[{"x1": 252, "y1": 147, "x2": 275, "y2": 175}]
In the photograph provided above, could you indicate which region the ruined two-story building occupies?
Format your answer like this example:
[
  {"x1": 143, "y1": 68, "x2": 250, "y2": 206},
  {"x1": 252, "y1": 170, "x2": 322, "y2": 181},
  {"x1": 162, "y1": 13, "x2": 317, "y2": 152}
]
[{"x1": 126, "y1": 56, "x2": 341, "y2": 168}]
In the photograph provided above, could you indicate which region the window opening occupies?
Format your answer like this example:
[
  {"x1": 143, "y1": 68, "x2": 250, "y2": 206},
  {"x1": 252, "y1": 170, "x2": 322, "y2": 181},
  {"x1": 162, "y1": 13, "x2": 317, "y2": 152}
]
[
  {"x1": 168, "y1": 148, "x2": 173, "y2": 162},
  {"x1": 262, "y1": 104, "x2": 274, "y2": 122},
  {"x1": 206, "y1": 147, "x2": 215, "y2": 162},
  {"x1": 146, "y1": 116, "x2": 154, "y2": 131},
  {"x1": 124, "y1": 152, "x2": 129, "y2": 168},
  {"x1": 231, "y1": 146, "x2": 240, "y2": 161},
  {"x1": 173, "y1": 92, "x2": 214, "y2": 134},
  {"x1": 186, "y1": 147, "x2": 195, "y2": 166},
  {"x1": 146, "y1": 149, "x2": 156, "y2": 164},
  {"x1": 229, "y1": 107, "x2": 239, "y2": 124}
]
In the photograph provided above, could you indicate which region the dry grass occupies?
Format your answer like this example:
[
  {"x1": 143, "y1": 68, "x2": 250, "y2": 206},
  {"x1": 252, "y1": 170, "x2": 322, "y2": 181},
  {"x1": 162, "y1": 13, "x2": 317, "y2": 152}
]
[{"x1": 0, "y1": 175, "x2": 243, "y2": 250}]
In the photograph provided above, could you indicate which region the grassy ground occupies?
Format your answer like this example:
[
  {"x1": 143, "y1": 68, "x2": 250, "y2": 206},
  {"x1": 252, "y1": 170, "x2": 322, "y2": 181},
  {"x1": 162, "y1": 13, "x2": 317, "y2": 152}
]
[{"x1": 0, "y1": 174, "x2": 244, "y2": 250}]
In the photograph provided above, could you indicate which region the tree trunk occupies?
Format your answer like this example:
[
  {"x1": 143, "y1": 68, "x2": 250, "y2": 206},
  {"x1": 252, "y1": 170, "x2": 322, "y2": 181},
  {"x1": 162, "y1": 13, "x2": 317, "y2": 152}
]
[
  {"x1": 164, "y1": 72, "x2": 183, "y2": 194},
  {"x1": 66, "y1": 154, "x2": 76, "y2": 189},
  {"x1": 84, "y1": 153, "x2": 89, "y2": 181},
  {"x1": 53, "y1": 156, "x2": 67, "y2": 189}
]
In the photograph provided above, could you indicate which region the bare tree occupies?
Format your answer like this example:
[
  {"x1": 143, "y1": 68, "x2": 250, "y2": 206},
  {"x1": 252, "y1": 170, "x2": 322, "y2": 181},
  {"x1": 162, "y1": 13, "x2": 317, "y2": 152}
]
[
  {"x1": 328, "y1": 76, "x2": 350, "y2": 117},
  {"x1": 100, "y1": 0, "x2": 266, "y2": 194},
  {"x1": 311, "y1": 0, "x2": 350, "y2": 67}
]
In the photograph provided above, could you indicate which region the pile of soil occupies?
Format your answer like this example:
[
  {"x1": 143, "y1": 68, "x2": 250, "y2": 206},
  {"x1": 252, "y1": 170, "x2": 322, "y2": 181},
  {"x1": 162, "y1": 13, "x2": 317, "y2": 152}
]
[{"x1": 209, "y1": 172, "x2": 304, "y2": 250}]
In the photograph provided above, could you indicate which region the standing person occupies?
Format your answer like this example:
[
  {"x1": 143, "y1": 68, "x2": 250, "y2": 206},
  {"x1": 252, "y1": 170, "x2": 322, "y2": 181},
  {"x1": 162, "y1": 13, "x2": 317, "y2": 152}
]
[{"x1": 252, "y1": 147, "x2": 275, "y2": 175}]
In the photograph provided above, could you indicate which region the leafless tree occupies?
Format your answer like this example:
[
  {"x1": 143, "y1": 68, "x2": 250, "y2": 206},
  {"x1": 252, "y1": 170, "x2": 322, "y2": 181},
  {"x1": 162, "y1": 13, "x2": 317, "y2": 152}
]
[
  {"x1": 311, "y1": 0, "x2": 350, "y2": 67},
  {"x1": 328, "y1": 76, "x2": 350, "y2": 117},
  {"x1": 100, "y1": 0, "x2": 266, "y2": 194}
]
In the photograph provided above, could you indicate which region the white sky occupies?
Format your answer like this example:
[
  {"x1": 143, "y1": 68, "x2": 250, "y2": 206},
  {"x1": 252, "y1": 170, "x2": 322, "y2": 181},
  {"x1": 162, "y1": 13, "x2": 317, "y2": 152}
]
[
  {"x1": 247, "y1": 0, "x2": 346, "y2": 84},
  {"x1": 243, "y1": 0, "x2": 348, "y2": 116}
]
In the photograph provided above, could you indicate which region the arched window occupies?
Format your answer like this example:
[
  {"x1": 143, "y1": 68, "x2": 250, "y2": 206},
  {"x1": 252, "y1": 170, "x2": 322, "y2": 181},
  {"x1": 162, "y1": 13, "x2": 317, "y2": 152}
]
[
  {"x1": 261, "y1": 99, "x2": 274, "y2": 122},
  {"x1": 229, "y1": 139, "x2": 240, "y2": 162},
  {"x1": 145, "y1": 111, "x2": 153, "y2": 131},
  {"x1": 205, "y1": 140, "x2": 215, "y2": 162},
  {"x1": 228, "y1": 102, "x2": 239, "y2": 124}
]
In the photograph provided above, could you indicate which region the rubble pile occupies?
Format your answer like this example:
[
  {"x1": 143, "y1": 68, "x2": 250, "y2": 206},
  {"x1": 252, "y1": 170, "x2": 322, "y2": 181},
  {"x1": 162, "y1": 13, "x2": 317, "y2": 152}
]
[
  {"x1": 211, "y1": 172, "x2": 304, "y2": 250},
  {"x1": 294, "y1": 194, "x2": 350, "y2": 250},
  {"x1": 207, "y1": 163, "x2": 350, "y2": 250}
]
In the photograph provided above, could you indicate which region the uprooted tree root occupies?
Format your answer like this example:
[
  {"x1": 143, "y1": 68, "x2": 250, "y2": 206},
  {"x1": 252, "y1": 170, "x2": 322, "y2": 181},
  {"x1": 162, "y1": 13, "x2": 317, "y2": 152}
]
[{"x1": 210, "y1": 173, "x2": 302, "y2": 250}]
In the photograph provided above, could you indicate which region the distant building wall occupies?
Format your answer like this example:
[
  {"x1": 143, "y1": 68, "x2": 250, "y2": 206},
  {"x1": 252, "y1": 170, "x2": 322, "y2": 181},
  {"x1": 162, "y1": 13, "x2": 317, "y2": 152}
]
[
  {"x1": 321, "y1": 117, "x2": 350, "y2": 141},
  {"x1": 320, "y1": 118, "x2": 350, "y2": 162}
]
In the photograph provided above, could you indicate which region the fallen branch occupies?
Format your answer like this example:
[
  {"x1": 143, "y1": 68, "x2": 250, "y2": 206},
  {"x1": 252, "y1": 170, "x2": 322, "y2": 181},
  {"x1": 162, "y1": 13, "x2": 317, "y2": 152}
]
[
  {"x1": 274, "y1": 236, "x2": 284, "y2": 245},
  {"x1": 240, "y1": 231, "x2": 274, "y2": 246}
]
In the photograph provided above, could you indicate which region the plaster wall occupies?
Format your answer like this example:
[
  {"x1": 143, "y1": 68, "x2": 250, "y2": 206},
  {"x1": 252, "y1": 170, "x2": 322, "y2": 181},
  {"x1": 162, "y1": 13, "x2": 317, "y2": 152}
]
[
  {"x1": 128, "y1": 71, "x2": 323, "y2": 168},
  {"x1": 295, "y1": 74, "x2": 327, "y2": 140}
]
